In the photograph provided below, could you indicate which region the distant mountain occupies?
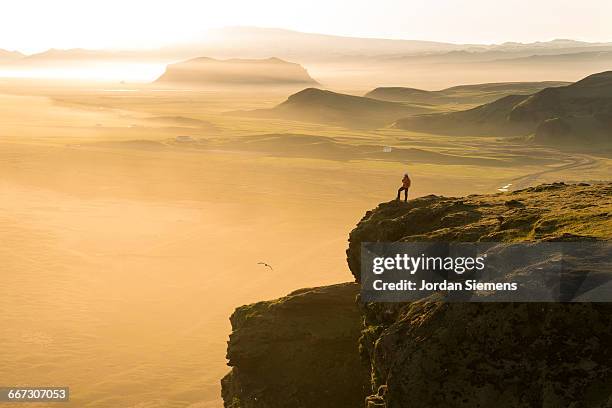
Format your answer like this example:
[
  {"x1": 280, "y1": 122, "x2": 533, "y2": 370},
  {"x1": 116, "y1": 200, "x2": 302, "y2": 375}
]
[
  {"x1": 8, "y1": 48, "x2": 164, "y2": 65},
  {"x1": 20, "y1": 48, "x2": 126, "y2": 61},
  {"x1": 9, "y1": 31, "x2": 612, "y2": 67},
  {"x1": 0, "y1": 48, "x2": 170, "y2": 81},
  {"x1": 167, "y1": 27, "x2": 465, "y2": 62},
  {"x1": 234, "y1": 88, "x2": 432, "y2": 128},
  {"x1": 2, "y1": 29, "x2": 612, "y2": 87},
  {"x1": 393, "y1": 71, "x2": 612, "y2": 147},
  {"x1": 0, "y1": 49, "x2": 24, "y2": 62},
  {"x1": 154, "y1": 57, "x2": 318, "y2": 86},
  {"x1": 365, "y1": 81, "x2": 569, "y2": 105},
  {"x1": 485, "y1": 51, "x2": 612, "y2": 65},
  {"x1": 171, "y1": 28, "x2": 612, "y2": 62},
  {"x1": 492, "y1": 39, "x2": 612, "y2": 51}
]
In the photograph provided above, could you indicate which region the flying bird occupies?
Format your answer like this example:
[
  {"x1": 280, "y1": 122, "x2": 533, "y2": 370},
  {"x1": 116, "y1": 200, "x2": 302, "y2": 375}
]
[{"x1": 257, "y1": 262, "x2": 273, "y2": 271}]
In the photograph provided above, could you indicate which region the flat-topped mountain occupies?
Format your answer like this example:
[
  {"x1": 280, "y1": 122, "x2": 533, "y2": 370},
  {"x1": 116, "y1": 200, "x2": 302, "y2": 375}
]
[
  {"x1": 154, "y1": 56, "x2": 318, "y2": 86},
  {"x1": 393, "y1": 71, "x2": 612, "y2": 147},
  {"x1": 237, "y1": 87, "x2": 431, "y2": 128}
]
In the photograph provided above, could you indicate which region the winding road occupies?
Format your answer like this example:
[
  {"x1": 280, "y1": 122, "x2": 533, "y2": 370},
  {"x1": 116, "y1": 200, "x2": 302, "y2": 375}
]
[{"x1": 506, "y1": 153, "x2": 599, "y2": 191}]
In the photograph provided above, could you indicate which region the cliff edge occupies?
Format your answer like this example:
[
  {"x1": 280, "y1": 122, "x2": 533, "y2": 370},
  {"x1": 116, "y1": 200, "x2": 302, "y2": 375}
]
[
  {"x1": 348, "y1": 182, "x2": 611, "y2": 282},
  {"x1": 223, "y1": 183, "x2": 612, "y2": 408},
  {"x1": 221, "y1": 283, "x2": 370, "y2": 408}
]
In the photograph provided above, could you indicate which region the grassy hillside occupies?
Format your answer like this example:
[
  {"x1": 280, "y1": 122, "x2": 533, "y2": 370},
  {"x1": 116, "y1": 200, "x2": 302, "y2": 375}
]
[
  {"x1": 393, "y1": 71, "x2": 612, "y2": 148},
  {"x1": 234, "y1": 88, "x2": 433, "y2": 128},
  {"x1": 393, "y1": 94, "x2": 533, "y2": 136},
  {"x1": 365, "y1": 81, "x2": 568, "y2": 105}
]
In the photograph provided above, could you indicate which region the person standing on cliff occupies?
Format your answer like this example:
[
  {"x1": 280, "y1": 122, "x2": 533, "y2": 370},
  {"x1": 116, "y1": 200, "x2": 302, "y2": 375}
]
[{"x1": 396, "y1": 172, "x2": 411, "y2": 202}]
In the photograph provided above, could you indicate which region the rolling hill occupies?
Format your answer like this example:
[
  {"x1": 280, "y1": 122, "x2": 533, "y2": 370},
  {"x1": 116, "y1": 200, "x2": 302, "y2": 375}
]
[
  {"x1": 235, "y1": 88, "x2": 432, "y2": 128},
  {"x1": 393, "y1": 71, "x2": 612, "y2": 147},
  {"x1": 365, "y1": 81, "x2": 569, "y2": 105},
  {"x1": 154, "y1": 57, "x2": 318, "y2": 86}
]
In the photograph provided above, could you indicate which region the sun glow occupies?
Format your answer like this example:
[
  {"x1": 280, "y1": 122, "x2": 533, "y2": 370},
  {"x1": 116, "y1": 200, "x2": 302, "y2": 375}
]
[
  {"x1": 0, "y1": 63, "x2": 166, "y2": 82},
  {"x1": 1, "y1": 0, "x2": 611, "y2": 54}
]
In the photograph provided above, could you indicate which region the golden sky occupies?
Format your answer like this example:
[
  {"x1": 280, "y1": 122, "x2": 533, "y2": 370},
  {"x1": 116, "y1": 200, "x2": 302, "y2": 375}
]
[{"x1": 2, "y1": 0, "x2": 611, "y2": 53}]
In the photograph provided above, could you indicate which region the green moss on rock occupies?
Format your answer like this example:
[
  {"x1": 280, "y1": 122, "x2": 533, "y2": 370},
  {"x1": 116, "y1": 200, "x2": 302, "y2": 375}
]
[{"x1": 221, "y1": 283, "x2": 370, "y2": 408}]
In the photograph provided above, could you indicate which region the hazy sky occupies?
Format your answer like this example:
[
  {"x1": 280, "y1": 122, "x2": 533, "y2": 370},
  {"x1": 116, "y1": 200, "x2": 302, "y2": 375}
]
[{"x1": 3, "y1": 0, "x2": 611, "y2": 53}]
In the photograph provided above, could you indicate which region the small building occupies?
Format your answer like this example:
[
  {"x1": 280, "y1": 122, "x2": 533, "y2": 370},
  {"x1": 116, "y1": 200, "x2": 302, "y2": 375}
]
[{"x1": 175, "y1": 135, "x2": 195, "y2": 143}]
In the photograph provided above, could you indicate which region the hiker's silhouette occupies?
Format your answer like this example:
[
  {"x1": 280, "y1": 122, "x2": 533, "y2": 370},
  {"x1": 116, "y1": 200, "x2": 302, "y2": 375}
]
[{"x1": 396, "y1": 173, "x2": 411, "y2": 202}]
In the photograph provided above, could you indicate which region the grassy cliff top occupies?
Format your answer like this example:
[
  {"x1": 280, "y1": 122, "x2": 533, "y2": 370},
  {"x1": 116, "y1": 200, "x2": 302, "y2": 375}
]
[{"x1": 347, "y1": 182, "x2": 611, "y2": 281}]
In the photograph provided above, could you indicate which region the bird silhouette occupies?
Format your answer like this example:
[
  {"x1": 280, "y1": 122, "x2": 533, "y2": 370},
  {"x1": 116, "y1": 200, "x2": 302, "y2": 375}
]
[{"x1": 257, "y1": 262, "x2": 273, "y2": 271}]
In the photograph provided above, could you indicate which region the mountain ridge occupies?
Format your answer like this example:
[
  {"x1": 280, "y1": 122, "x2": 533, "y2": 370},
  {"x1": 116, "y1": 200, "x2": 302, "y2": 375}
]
[
  {"x1": 393, "y1": 70, "x2": 612, "y2": 147},
  {"x1": 6, "y1": 28, "x2": 612, "y2": 63},
  {"x1": 365, "y1": 81, "x2": 569, "y2": 104}
]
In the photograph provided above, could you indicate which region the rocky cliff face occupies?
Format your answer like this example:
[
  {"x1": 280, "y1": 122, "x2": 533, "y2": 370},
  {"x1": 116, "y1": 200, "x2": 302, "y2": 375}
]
[
  {"x1": 221, "y1": 283, "x2": 370, "y2": 408},
  {"x1": 361, "y1": 300, "x2": 612, "y2": 408},
  {"x1": 223, "y1": 183, "x2": 612, "y2": 408}
]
